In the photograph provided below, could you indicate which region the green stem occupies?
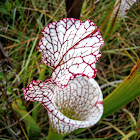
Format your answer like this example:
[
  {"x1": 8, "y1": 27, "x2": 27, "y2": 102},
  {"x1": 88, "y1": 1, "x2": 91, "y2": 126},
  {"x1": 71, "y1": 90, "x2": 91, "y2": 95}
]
[{"x1": 47, "y1": 127, "x2": 64, "y2": 140}]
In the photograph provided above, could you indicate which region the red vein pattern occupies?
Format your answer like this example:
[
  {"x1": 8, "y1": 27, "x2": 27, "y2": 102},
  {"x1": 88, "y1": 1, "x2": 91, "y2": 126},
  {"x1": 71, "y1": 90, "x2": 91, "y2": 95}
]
[
  {"x1": 23, "y1": 75, "x2": 103, "y2": 134},
  {"x1": 23, "y1": 18, "x2": 104, "y2": 135},
  {"x1": 39, "y1": 18, "x2": 104, "y2": 87}
]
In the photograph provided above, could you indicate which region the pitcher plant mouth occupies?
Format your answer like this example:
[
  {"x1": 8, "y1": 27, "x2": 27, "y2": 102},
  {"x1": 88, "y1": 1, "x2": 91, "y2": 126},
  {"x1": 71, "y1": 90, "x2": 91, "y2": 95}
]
[
  {"x1": 23, "y1": 75, "x2": 103, "y2": 134},
  {"x1": 23, "y1": 18, "x2": 104, "y2": 135}
]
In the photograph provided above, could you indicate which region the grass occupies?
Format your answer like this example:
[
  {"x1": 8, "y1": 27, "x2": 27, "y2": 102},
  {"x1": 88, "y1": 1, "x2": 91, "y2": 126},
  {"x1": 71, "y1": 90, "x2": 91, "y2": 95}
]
[{"x1": 0, "y1": 0, "x2": 140, "y2": 139}]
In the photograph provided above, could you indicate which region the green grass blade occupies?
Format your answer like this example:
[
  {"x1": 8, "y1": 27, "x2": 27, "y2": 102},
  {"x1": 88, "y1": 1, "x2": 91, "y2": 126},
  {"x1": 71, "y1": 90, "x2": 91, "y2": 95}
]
[
  {"x1": 120, "y1": 130, "x2": 137, "y2": 140},
  {"x1": 12, "y1": 99, "x2": 41, "y2": 139},
  {"x1": 102, "y1": 59, "x2": 140, "y2": 118},
  {"x1": 1, "y1": 116, "x2": 17, "y2": 140}
]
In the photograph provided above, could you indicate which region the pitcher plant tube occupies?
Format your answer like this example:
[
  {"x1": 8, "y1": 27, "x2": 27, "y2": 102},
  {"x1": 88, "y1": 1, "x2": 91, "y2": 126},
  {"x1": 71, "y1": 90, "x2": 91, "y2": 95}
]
[{"x1": 22, "y1": 18, "x2": 105, "y2": 137}]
